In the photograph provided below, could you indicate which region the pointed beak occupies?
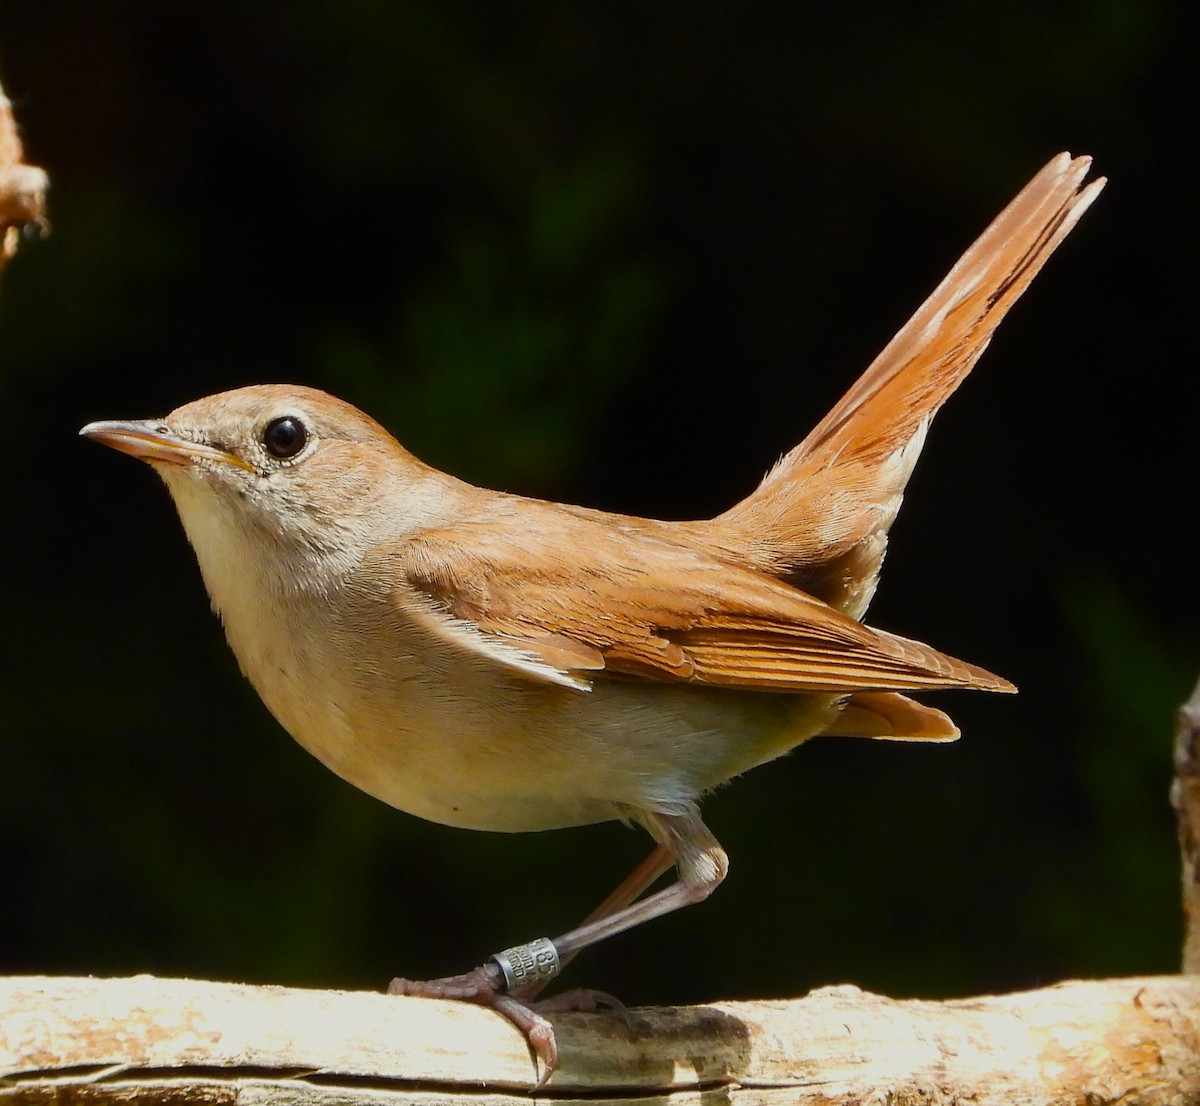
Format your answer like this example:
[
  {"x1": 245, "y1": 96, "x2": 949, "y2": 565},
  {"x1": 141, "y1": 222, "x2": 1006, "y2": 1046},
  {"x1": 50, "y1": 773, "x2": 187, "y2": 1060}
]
[{"x1": 79, "y1": 419, "x2": 254, "y2": 471}]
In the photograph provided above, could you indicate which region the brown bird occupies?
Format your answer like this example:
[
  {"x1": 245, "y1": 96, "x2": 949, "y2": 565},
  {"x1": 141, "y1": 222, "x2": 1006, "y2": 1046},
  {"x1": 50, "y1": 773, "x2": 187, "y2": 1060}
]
[{"x1": 81, "y1": 152, "x2": 1102, "y2": 1082}]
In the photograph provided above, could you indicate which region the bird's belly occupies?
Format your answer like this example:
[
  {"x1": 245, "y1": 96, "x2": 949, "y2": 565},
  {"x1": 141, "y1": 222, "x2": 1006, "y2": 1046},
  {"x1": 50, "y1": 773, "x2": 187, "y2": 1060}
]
[
  {"x1": 242, "y1": 628, "x2": 834, "y2": 832},
  {"x1": 220, "y1": 585, "x2": 840, "y2": 833}
]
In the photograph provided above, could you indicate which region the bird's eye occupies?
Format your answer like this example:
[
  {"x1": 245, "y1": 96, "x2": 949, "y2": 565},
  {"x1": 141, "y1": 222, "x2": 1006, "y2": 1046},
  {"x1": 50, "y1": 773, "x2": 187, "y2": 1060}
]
[{"x1": 262, "y1": 415, "x2": 308, "y2": 459}]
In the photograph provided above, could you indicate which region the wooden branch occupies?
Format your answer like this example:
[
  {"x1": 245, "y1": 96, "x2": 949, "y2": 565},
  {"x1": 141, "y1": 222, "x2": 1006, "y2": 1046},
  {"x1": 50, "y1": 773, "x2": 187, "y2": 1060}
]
[
  {"x1": 0, "y1": 77, "x2": 48, "y2": 274},
  {"x1": 1174, "y1": 674, "x2": 1200, "y2": 974},
  {"x1": 2, "y1": 974, "x2": 1198, "y2": 1103}
]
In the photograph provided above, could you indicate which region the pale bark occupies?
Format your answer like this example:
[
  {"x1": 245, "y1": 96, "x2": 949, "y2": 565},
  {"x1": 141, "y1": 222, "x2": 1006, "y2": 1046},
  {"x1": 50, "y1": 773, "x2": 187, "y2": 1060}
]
[{"x1": 2, "y1": 974, "x2": 1198, "y2": 1104}]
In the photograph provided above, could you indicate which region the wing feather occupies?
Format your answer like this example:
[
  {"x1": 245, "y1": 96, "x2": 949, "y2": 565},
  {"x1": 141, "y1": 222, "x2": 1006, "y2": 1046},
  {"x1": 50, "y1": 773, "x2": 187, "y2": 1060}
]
[{"x1": 384, "y1": 507, "x2": 1012, "y2": 696}]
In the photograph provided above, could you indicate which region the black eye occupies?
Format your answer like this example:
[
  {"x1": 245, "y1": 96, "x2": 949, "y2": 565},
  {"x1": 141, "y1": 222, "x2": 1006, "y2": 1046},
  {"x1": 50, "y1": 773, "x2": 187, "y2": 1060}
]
[{"x1": 262, "y1": 415, "x2": 308, "y2": 459}]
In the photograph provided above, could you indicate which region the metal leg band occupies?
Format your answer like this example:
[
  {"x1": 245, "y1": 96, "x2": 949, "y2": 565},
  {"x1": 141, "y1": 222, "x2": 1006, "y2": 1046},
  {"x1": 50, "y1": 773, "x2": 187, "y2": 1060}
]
[{"x1": 491, "y1": 937, "x2": 560, "y2": 991}]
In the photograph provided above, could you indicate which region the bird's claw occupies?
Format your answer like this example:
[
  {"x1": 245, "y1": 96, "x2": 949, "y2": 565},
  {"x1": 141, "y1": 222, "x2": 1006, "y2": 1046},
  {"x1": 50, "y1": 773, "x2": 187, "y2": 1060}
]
[
  {"x1": 388, "y1": 969, "x2": 635, "y2": 1086},
  {"x1": 524, "y1": 985, "x2": 638, "y2": 1030},
  {"x1": 387, "y1": 960, "x2": 504, "y2": 1002},
  {"x1": 388, "y1": 962, "x2": 559, "y2": 1084}
]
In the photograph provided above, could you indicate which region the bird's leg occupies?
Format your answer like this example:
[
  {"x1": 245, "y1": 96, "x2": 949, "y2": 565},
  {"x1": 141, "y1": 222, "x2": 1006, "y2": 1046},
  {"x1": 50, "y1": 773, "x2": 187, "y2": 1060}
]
[
  {"x1": 388, "y1": 809, "x2": 727, "y2": 1085},
  {"x1": 580, "y1": 841, "x2": 676, "y2": 932},
  {"x1": 511, "y1": 840, "x2": 674, "y2": 1004},
  {"x1": 548, "y1": 809, "x2": 728, "y2": 959}
]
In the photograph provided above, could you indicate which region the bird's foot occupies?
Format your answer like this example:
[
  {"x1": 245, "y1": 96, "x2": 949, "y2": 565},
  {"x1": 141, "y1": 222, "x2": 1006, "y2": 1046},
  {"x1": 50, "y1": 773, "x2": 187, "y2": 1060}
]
[
  {"x1": 388, "y1": 966, "x2": 634, "y2": 1087},
  {"x1": 389, "y1": 961, "x2": 563, "y2": 1085},
  {"x1": 519, "y1": 985, "x2": 636, "y2": 1028},
  {"x1": 388, "y1": 961, "x2": 504, "y2": 1003}
]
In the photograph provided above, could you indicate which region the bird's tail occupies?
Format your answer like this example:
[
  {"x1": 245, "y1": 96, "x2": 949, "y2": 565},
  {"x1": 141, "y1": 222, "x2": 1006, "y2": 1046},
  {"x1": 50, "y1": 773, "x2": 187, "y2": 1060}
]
[{"x1": 715, "y1": 153, "x2": 1104, "y2": 618}]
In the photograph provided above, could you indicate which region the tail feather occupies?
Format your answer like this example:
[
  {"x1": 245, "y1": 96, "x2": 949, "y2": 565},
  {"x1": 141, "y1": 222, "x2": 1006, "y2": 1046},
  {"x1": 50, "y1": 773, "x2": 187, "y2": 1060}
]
[
  {"x1": 716, "y1": 154, "x2": 1104, "y2": 618},
  {"x1": 820, "y1": 691, "x2": 962, "y2": 741}
]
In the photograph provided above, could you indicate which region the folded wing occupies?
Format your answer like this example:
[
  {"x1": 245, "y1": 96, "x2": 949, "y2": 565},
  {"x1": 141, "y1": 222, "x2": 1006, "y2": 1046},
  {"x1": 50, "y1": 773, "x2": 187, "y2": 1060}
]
[{"x1": 384, "y1": 508, "x2": 1013, "y2": 696}]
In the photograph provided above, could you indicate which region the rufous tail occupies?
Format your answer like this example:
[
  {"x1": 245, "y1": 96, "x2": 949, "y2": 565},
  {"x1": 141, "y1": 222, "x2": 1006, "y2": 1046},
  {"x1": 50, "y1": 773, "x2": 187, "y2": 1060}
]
[{"x1": 716, "y1": 153, "x2": 1104, "y2": 618}]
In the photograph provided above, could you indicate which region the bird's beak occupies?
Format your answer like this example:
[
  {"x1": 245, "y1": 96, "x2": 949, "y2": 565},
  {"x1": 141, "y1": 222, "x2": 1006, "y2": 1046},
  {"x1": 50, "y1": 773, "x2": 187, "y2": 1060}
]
[{"x1": 79, "y1": 419, "x2": 254, "y2": 471}]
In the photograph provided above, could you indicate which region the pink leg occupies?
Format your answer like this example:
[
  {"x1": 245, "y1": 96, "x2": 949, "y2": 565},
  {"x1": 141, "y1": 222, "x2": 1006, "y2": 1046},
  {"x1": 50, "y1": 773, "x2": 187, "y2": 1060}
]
[
  {"x1": 389, "y1": 808, "x2": 728, "y2": 1087},
  {"x1": 512, "y1": 840, "x2": 674, "y2": 1002},
  {"x1": 550, "y1": 811, "x2": 728, "y2": 958}
]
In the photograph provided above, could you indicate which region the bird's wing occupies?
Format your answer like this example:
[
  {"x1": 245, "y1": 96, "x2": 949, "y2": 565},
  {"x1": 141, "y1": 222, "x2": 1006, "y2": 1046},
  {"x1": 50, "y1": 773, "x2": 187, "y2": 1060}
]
[{"x1": 377, "y1": 507, "x2": 1012, "y2": 696}]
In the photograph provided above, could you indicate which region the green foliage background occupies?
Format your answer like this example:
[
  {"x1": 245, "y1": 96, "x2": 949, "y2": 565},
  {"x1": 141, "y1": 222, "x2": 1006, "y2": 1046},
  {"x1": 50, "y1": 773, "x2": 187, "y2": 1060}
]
[{"x1": 0, "y1": 2, "x2": 1194, "y2": 1006}]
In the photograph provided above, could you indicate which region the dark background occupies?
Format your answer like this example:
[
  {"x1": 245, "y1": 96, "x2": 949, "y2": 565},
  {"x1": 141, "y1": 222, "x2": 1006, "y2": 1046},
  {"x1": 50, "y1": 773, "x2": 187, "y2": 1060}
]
[{"x1": 1, "y1": 3, "x2": 1194, "y2": 1008}]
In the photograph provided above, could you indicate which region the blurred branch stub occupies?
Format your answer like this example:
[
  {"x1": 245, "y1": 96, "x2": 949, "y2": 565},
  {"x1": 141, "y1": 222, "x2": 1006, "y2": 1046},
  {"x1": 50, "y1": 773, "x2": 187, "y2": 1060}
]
[
  {"x1": 0, "y1": 78, "x2": 48, "y2": 273},
  {"x1": 1, "y1": 975, "x2": 1198, "y2": 1104},
  {"x1": 1173, "y1": 674, "x2": 1200, "y2": 973}
]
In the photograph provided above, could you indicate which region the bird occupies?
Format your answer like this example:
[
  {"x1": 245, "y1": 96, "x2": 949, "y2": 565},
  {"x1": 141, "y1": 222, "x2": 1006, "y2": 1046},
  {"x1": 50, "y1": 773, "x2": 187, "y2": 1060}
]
[{"x1": 81, "y1": 152, "x2": 1102, "y2": 1082}]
